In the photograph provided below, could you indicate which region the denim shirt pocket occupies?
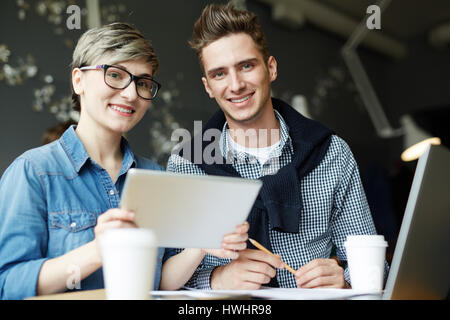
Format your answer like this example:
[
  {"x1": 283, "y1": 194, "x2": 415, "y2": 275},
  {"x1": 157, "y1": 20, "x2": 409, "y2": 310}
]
[{"x1": 48, "y1": 211, "x2": 99, "y2": 257}]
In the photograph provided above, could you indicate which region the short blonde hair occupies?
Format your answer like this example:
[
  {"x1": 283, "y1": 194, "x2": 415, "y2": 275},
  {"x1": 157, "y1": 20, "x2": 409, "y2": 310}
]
[
  {"x1": 71, "y1": 22, "x2": 159, "y2": 111},
  {"x1": 189, "y1": 3, "x2": 269, "y2": 72}
]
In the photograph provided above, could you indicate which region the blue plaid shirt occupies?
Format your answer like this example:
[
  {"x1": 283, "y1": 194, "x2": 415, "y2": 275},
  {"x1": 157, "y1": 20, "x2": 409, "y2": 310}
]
[{"x1": 167, "y1": 110, "x2": 387, "y2": 288}]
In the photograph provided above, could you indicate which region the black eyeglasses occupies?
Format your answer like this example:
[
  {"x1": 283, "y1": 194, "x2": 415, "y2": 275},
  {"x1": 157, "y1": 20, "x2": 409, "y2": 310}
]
[{"x1": 79, "y1": 64, "x2": 161, "y2": 100}]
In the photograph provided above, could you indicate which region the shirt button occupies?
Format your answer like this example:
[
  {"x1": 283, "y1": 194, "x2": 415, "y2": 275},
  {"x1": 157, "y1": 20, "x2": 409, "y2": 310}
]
[
  {"x1": 109, "y1": 189, "x2": 115, "y2": 195},
  {"x1": 70, "y1": 222, "x2": 77, "y2": 228}
]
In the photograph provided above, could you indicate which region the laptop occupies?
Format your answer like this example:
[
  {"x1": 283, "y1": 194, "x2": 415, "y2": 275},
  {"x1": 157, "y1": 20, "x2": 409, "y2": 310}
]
[
  {"x1": 119, "y1": 169, "x2": 262, "y2": 249},
  {"x1": 383, "y1": 144, "x2": 450, "y2": 300}
]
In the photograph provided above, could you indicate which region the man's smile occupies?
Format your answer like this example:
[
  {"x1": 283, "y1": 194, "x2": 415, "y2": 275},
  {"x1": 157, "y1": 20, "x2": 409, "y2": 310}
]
[{"x1": 227, "y1": 92, "x2": 254, "y2": 105}]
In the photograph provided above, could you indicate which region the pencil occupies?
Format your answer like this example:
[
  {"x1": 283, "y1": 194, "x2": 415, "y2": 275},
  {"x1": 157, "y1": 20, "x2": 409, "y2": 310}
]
[{"x1": 249, "y1": 238, "x2": 296, "y2": 275}]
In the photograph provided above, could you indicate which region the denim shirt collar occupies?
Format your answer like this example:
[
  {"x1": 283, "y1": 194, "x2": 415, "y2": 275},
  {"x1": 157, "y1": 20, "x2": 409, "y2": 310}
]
[{"x1": 60, "y1": 125, "x2": 137, "y2": 173}]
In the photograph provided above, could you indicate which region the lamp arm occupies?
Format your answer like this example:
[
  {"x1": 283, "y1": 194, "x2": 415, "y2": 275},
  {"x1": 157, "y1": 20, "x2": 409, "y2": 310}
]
[
  {"x1": 341, "y1": 0, "x2": 402, "y2": 138},
  {"x1": 341, "y1": 49, "x2": 403, "y2": 138}
]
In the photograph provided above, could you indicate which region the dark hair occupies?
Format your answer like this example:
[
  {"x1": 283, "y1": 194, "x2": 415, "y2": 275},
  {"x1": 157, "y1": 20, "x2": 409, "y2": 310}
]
[
  {"x1": 42, "y1": 120, "x2": 77, "y2": 145},
  {"x1": 189, "y1": 3, "x2": 269, "y2": 71}
]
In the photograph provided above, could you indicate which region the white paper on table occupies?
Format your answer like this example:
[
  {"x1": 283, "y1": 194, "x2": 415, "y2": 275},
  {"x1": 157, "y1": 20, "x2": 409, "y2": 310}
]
[
  {"x1": 250, "y1": 288, "x2": 380, "y2": 300},
  {"x1": 150, "y1": 288, "x2": 381, "y2": 300}
]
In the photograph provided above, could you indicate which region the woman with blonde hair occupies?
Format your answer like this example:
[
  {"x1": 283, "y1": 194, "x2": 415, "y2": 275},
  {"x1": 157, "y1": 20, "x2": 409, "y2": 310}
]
[{"x1": 0, "y1": 22, "x2": 247, "y2": 299}]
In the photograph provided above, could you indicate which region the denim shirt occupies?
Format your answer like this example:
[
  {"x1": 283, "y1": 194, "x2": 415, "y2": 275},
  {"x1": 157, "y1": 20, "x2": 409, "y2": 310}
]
[{"x1": 0, "y1": 126, "x2": 165, "y2": 300}]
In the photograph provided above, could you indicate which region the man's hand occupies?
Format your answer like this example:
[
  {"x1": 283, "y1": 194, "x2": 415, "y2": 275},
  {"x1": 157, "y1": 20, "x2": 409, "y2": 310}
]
[
  {"x1": 210, "y1": 249, "x2": 284, "y2": 290},
  {"x1": 295, "y1": 258, "x2": 345, "y2": 288}
]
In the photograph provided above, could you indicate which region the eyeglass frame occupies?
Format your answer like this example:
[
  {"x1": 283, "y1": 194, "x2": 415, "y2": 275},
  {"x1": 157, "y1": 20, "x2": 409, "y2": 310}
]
[{"x1": 79, "y1": 64, "x2": 161, "y2": 100}]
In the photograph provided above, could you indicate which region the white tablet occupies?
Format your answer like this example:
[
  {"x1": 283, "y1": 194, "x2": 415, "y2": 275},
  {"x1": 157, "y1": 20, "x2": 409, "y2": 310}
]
[{"x1": 119, "y1": 169, "x2": 262, "y2": 248}]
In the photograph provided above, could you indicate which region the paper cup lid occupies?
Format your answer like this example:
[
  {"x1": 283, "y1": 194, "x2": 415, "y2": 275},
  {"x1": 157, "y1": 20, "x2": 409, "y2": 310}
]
[
  {"x1": 100, "y1": 228, "x2": 157, "y2": 247},
  {"x1": 344, "y1": 235, "x2": 388, "y2": 247}
]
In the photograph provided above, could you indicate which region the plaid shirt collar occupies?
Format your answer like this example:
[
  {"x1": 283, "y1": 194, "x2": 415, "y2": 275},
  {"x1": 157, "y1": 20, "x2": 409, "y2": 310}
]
[{"x1": 219, "y1": 109, "x2": 294, "y2": 163}]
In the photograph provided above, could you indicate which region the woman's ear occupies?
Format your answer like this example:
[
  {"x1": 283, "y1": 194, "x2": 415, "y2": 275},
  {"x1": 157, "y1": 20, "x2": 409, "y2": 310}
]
[{"x1": 72, "y1": 68, "x2": 84, "y2": 95}]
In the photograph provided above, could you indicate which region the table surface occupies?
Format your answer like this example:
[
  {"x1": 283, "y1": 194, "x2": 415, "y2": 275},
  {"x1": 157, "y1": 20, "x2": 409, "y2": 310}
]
[
  {"x1": 27, "y1": 288, "x2": 381, "y2": 300},
  {"x1": 27, "y1": 289, "x2": 250, "y2": 300}
]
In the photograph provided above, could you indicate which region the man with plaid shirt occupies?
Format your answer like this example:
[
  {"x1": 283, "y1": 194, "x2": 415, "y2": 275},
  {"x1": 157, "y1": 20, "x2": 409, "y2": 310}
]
[{"x1": 165, "y1": 3, "x2": 387, "y2": 290}]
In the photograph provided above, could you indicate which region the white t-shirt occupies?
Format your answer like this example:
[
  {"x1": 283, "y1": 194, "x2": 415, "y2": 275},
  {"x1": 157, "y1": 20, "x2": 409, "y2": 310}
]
[{"x1": 227, "y1": 130, "x2": 280, "y2": 165}]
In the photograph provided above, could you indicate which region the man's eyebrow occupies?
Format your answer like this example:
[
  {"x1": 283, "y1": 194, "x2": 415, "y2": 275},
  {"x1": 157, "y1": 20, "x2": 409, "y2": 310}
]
[
  {"x1": 236, "y1": 58, "x2": 258, "y2": 66},
  {"x1": 206, "y1": 66, "x2": 225, "y2": 77},
  {"x1": 206, "y1": 58, "x2": 259, "y2": 77}
]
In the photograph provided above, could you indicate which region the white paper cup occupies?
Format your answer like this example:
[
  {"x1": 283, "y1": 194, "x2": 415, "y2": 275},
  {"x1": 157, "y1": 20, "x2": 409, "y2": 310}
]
[
  {"x1": 100, "y1": 228, "x2": 157, "y2": 300},
  {"x1": 344, "y1": 235, "x2": 387, "y2": 293}
]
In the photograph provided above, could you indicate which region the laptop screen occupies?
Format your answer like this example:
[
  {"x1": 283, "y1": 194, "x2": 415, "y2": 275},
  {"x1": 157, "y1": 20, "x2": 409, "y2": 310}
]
[{"x1": 383, "y1": 145, "x2": 450, "y2": 300}]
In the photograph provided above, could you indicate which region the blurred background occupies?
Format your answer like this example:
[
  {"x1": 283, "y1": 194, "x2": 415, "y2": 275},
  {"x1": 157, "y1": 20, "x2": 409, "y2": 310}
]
[{"x1": 1, "y1": 0, "x2": 449, "y2": 262}]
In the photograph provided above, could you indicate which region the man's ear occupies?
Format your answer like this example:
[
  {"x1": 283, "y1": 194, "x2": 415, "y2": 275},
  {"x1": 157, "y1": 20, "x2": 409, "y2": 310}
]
[
  {"x1": 201, "y1": 76, "x2": 215, "y2": 98},
  {"x1": 267, "y1": 56, "x2": 278, "y2": 82},
  {"x1": 72, "y1": 68, "x2": 84, "y2": 95}
]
